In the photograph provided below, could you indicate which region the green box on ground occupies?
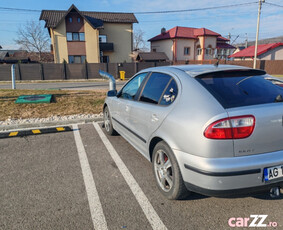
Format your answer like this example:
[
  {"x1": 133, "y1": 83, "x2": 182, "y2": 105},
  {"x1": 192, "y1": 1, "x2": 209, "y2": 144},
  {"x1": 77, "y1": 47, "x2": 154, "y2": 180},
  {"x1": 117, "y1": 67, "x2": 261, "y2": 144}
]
[{"x1": 15, "y1": 94, "x2": 54, "y2": 104}]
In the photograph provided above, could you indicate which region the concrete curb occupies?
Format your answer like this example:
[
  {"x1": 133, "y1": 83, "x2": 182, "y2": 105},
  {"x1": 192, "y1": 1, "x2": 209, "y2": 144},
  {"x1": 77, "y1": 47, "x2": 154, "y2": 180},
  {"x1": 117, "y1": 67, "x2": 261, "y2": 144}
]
[{"x1": 0, "y1": 117, "x2": 103, "y2": 132}]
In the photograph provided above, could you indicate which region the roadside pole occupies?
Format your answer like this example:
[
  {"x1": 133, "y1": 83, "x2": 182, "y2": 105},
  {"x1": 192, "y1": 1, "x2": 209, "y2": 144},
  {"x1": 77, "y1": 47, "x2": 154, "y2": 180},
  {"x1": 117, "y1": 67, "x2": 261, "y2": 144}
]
[
  {"x1": 253, "y1": 0, "x2": 265, "y2": 69},
  {"x1": 11, "y1": 64, "x2": 16, "y2": 89}
]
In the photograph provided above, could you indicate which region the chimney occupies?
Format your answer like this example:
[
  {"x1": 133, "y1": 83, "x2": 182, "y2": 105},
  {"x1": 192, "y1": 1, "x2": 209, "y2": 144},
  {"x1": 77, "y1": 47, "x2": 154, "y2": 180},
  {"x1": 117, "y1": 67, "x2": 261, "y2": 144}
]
[{"x1": 161, "y1": 28, "x2": 166, "y2": 35}]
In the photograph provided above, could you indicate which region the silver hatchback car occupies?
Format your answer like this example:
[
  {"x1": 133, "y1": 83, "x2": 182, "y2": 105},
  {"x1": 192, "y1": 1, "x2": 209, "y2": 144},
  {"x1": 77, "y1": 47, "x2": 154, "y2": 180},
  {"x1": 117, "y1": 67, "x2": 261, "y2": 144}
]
[{"x1": 103, "y1": 65, "x2": 283, "y2": 200}]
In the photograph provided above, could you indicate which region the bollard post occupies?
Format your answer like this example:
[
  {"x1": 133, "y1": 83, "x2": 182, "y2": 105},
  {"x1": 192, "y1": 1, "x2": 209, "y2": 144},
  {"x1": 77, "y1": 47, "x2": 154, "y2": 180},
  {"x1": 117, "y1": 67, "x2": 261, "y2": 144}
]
[{"x1": 11, "y1": 64, "x2": 16, "y2": 89}]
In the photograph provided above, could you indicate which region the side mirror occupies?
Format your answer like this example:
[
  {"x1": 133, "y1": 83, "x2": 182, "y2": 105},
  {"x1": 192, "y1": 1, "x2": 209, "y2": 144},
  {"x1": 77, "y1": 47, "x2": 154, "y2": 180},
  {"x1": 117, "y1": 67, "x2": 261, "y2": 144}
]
[{"x1": 107, "y1": 90, "x2": 117, "y2": 97}]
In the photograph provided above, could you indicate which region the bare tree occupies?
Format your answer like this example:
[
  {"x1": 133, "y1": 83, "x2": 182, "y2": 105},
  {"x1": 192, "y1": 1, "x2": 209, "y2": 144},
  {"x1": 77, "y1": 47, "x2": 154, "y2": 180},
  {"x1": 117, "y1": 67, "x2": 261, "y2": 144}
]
[
  {"x1": 15, "y1": 20, "x2": 50, "y2": 61},
  {"x1": 133, "y1": 28, "x2": 148, "y2": 51}
]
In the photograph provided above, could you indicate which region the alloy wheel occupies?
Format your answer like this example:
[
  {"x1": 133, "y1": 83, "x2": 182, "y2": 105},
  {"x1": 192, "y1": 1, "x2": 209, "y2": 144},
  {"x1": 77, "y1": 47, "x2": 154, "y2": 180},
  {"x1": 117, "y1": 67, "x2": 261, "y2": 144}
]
[
  {"x1": 104, "y1": 109, "x2": 111, "y2": 132},
  {"x1": 154, "y1": 149, "x2": 173, "y2": 192}
]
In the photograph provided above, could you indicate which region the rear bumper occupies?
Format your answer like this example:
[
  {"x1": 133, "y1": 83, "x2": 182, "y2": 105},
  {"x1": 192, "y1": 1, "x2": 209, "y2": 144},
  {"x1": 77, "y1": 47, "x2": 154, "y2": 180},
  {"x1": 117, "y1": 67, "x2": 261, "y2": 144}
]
[
  {"x1": 184, "y1": 181, "x2": 283, "y2": 197},
  {"x1": 173, "y1": 149, "x2": 283, "y2": 196}
]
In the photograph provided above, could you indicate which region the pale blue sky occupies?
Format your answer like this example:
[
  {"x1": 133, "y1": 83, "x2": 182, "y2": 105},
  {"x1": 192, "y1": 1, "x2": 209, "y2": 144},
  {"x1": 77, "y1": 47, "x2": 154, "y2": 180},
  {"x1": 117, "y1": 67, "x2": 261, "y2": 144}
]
[{"x1": 0, "y1": 0, "x2": 282, "y2": 49}]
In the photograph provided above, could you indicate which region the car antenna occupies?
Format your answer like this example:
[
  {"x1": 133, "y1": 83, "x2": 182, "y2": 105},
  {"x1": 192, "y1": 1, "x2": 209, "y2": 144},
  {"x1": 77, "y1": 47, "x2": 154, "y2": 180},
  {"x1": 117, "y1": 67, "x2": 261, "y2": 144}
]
[{"x1": 213, "y1": 54, "x2": 220, "y2": 67}]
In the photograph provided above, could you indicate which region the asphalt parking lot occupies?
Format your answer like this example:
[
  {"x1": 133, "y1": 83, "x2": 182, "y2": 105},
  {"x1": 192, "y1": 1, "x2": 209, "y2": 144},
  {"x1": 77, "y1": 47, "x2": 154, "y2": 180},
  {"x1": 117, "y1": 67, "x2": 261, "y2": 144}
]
[{"x1": 1, "y1": 123, "x2": 282, "y2": 230}]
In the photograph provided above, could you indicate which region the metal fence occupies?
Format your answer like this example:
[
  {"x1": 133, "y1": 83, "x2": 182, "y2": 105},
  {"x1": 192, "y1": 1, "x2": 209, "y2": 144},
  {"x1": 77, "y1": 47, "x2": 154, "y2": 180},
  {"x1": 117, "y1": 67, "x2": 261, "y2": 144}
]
[
  {"x1": 0, "y1": 60, "x2": 283, "y2": 81},
  {"x1": 174, "y1": 60, "x2": 283, "y2": 75}
]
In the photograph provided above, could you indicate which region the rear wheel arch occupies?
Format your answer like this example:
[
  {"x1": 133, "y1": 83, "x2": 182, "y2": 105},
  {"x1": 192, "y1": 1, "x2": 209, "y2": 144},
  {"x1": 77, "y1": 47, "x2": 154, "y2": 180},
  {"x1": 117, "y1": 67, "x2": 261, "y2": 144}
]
[
  {"x1": 149, "y1": 137, "x2": 164, "y2": 162},
  {"x1": 151, "y1": 140, "x2": 189, "y2": 199}
]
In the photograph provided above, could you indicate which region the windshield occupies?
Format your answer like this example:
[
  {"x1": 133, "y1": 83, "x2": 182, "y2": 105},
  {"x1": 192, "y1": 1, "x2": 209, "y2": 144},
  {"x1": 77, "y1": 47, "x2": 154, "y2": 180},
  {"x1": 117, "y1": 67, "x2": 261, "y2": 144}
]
[{"x1": 196, "y1": 74, "x2": 283, "y2": 108}]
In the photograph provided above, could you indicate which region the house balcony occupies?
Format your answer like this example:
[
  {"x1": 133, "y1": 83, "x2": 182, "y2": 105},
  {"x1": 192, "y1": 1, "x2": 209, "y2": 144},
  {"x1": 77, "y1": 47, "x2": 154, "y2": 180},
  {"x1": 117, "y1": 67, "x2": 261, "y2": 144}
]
[{"x1": 99, "y1": 42, "x2": 114, "y2": 52}]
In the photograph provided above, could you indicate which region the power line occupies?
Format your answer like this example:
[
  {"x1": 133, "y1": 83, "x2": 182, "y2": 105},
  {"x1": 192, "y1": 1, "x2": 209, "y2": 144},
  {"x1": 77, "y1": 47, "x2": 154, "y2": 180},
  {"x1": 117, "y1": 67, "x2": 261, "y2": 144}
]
[
  {"x1": 0, "y1": 30, "x2": 17, "y2": 33},
  {"x1": 138, "y1": 11, "x2": 257, "y2": 23},
  {"x1": 0, "y1": 2, "x2": 258, "y2": 15},
  {"x1": 265, "y1": 2, "x2": 283, "y2": 8},
  {"x1": 0, "y1": 6, "x2": 41, "y2": 12},
  {"x1": 0, "y1": 1, "x2": 280, "y2": 17},
  {"x1": 133, "y1": 2, "x2": 258, "y2": 14}
]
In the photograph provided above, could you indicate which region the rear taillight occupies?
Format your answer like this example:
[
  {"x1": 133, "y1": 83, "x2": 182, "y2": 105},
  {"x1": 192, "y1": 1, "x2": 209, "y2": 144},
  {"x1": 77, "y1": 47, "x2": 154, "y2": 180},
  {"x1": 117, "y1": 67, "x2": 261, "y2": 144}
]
[{"x1": 204, "y1": 115, "x2": 255, "y2": 139}]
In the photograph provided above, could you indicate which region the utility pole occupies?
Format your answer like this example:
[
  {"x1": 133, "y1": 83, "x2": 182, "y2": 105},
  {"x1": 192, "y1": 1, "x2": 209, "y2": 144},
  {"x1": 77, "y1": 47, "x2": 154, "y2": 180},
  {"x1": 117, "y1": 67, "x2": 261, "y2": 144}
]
[
  {"x1": 253, "y1": 0, "x2": 265, "y2": 69},
  {"x1": 245, "y1": 33, "x2": 248, "y2": 48}
]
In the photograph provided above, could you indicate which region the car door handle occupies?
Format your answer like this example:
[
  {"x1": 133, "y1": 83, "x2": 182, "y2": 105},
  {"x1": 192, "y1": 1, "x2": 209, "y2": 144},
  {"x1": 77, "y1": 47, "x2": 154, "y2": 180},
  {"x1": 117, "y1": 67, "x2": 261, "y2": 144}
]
[
  {"x1": 151, "y1": 114, "x2": 159, "y2": 122},
  {"x1": 125, "y1": 105, "x2": 130, "y2": 112}
]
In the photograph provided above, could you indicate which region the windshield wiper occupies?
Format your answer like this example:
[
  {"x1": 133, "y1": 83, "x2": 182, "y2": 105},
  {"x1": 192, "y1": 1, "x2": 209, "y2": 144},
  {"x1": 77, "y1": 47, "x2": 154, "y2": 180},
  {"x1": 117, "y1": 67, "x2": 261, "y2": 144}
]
[{"x1": 275, "y1": 94, "x2": 283, "y2": 102}]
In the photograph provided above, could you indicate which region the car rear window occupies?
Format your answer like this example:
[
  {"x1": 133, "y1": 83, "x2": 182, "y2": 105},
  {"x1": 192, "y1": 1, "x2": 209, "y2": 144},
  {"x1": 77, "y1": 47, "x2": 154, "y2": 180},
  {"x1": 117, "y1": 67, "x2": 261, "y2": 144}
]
[{"x1": 196, "y1": 73, "x2": 283, "y2": 108}]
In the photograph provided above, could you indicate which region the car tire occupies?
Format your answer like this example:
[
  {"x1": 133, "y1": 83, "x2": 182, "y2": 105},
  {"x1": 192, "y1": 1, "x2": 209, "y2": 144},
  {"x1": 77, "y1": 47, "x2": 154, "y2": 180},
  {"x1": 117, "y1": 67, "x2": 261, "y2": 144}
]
[
  {"x1": 152, "y1": 141, "x2": 189, "y2": 200},
  {"x1": 103, "y1": 106, "x2": 116, "y2": 136}
]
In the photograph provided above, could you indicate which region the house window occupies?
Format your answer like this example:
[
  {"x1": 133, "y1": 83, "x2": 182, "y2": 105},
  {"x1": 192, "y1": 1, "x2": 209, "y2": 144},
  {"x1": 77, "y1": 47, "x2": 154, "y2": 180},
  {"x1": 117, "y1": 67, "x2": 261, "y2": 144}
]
[
  {"x1": 79, "y1": 33, "x2": 85, "y2": 41},
  {"x1": 68, "y1": 55, "x2": 86, "y2": 64},
  {"x1": 77, "y1": 17, "x2": 81, "y2": 23},
  {"x1": 152, "y1": 48, "x2": 157, "y2": 52},
  {"x1": 81, "y1": 56, "x2": 86, "y2": 63},
  {"x1": 184, "y1": 47, "x2": 190, "y2": 55},
  {"x1": 215, "y1": 49, "x2": 218, "y2": 56},
  {"x1": 99, "y1": 35, "x2": 107, "y2": 43},
  {"x1": 197, "y1": 45, "x2": 202, "y2": 55},
  {"x1": 74, "y1": 56, "x2": 81, "y2": 63},
  {"x1": 68, "y1": 56, "x2": 74, "y2": 63},
  {"x1": 67, "y1": 32, "x2": 85, "y2": 41},
  {"x1": 100, "y1": 56, "x2": 109, "y2": 63},
  {"x1": 73, "y1": 33, "x2": 79, "y2": 41},
  {"x1": 67, "y1": 32, "x2": 72, "y2": 41},
  {"x1": 205, "y1": 45, "x2": 212, "y2": 55},
  {"x1": 69, "y1": 17, "x2": 72, "y2": 23}
]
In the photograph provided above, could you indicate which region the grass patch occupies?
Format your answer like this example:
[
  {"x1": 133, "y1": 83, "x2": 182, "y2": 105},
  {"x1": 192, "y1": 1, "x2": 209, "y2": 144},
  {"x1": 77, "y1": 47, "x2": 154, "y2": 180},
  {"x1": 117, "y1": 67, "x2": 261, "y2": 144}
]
[{"x1": 0, "y1": 89, "x2": 107, "y2": 121}]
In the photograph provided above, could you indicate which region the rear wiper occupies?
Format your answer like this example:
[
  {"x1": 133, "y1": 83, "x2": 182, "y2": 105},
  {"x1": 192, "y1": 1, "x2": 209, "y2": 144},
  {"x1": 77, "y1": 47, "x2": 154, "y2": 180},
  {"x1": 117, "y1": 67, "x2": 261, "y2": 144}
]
[
  {"x1": 236, "y1": 76, "x2": 254, "y2": 85},
  {"x1": 275, "y1": 94, "x2": 283, "y2": 102}
]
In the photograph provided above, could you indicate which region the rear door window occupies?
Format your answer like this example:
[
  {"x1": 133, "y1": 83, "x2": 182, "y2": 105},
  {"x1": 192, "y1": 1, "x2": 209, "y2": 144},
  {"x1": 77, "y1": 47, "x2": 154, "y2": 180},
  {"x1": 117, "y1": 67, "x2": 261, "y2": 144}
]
[
  {"x1": 160, "y1": 79, "x2": 178, "y2": 105},
  {"x1": 139, "y1": 72, "x2": 171, "y2": 104},
  {"x1": 196, "y1": 73, "x2": 283, "y2": 108}
]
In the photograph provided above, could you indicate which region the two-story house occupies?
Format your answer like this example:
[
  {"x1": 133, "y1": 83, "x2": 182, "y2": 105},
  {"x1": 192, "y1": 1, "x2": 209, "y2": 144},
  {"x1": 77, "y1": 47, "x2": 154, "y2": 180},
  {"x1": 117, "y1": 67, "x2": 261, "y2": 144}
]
[
  {"x1": 148, "y1": 26, "x2": 235, "y2": 62},
  {"x1": 40, "y1": 4, "x2": 138, "y2": 63}
]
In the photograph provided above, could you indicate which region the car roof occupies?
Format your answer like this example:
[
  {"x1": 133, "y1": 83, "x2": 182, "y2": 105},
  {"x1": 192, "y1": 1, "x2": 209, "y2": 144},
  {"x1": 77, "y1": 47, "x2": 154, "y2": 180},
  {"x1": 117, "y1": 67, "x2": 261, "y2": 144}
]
[{"x1": 144, "y1": 64, "x2": 265, "y2": 78}]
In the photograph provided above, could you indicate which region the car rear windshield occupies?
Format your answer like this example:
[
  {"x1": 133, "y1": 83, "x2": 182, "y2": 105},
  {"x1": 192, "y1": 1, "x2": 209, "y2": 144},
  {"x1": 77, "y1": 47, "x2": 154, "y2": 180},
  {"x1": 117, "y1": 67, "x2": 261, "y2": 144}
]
[{"x1": 196, "y1": 72, "x2": 283, "y2": 108}]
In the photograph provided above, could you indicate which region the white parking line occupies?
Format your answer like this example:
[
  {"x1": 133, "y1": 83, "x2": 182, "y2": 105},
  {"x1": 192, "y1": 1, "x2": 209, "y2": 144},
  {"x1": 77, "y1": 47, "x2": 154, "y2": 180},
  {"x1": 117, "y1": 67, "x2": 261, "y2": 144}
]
[
  {"x1": 93, "y1": 122, "x2": 168, "y2": 230},
  {"x1": 73, "y1": 124, "x2": 108, "y2": 230}
]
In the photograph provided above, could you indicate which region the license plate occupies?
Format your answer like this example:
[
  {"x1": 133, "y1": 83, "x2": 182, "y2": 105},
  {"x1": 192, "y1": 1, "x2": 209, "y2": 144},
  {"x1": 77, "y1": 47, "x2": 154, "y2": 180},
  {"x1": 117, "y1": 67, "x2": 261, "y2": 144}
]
[{"x1": 264, "y1": 165, "x2": 283, "y2": 181}]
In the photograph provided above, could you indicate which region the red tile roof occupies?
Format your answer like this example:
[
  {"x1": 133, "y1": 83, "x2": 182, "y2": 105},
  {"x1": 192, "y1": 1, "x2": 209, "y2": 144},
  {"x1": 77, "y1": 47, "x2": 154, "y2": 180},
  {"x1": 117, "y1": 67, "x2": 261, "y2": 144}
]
[
  {"x1": 216, "y1": 43, "x2": 235, "y2": 49},
  {"x1": 230, "y1": 43, "x2": 283, "y2": 58},
  {"x1": 194, "y1": 28, "x2": 220, "y2": 37},
  {"x1": 217, "y1": 36, "x2": 230, "y2": 42},
  {"x1": 148, "y1": 26, "x2": 220, "y2": 42}
]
